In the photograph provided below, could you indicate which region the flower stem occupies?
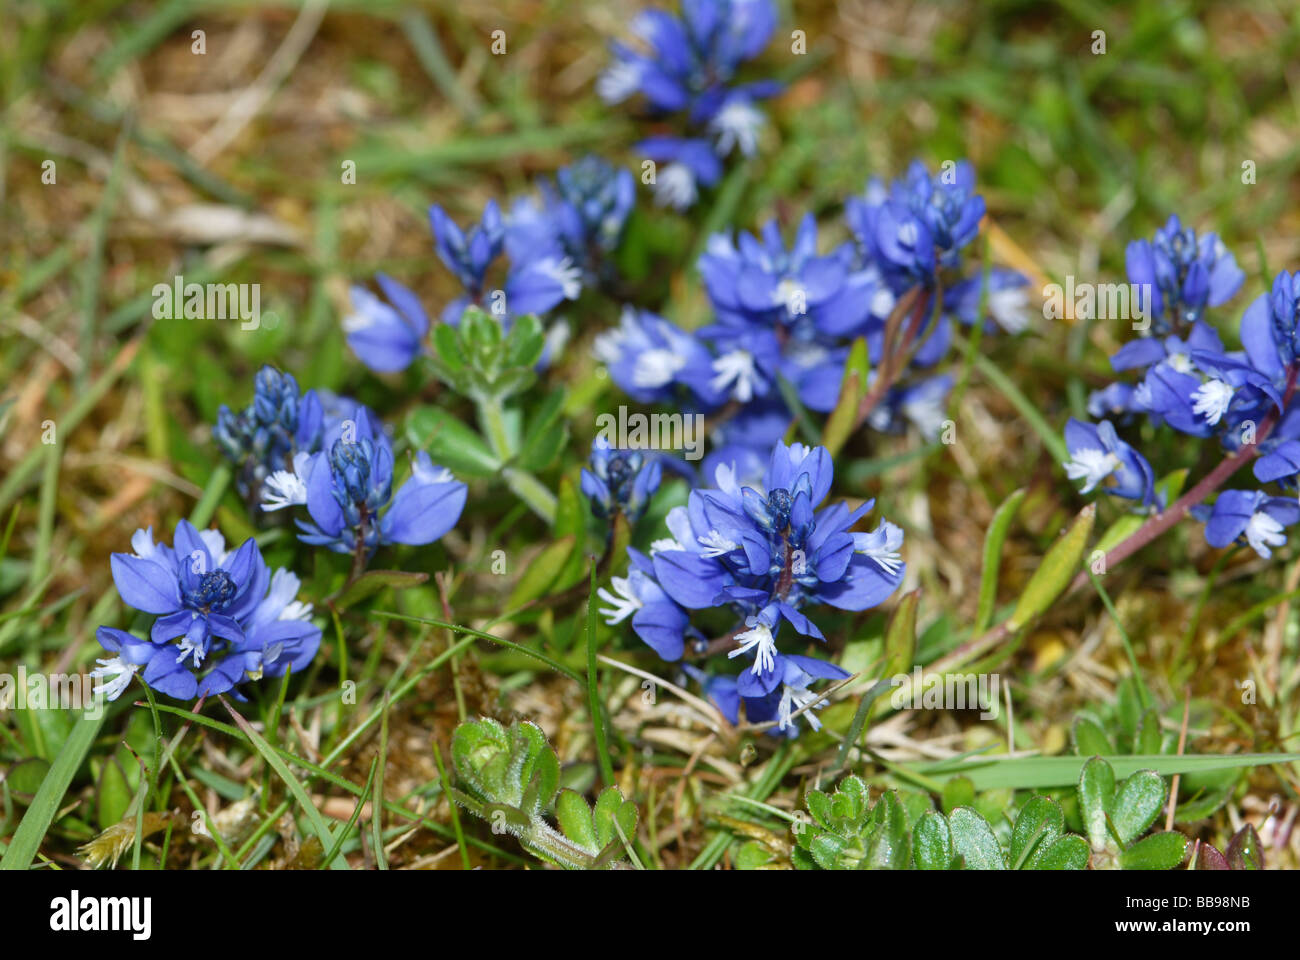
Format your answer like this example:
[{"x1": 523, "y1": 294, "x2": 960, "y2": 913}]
[{"x1": 1066, "y1": 361, "x2": 1300, "y2": 593}]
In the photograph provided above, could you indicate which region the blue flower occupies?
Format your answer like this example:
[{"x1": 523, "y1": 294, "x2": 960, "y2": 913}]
[
  {"x1": 600, "y1": 0, "x2": 780, "y2": 208},
  {"x1": 581, "y1": 436, "x2": 663, "y2": 523},
  {"x1": 283, "y1": 410, "x2": 467, "y2": 555},
  {"x1": 847, "y1": 160, "x2": 985, "y2": 288},
  {"x1": 97, "y1": 522, "x2": 320, "y2": 700},
  {"x1": 601, "y1": 439, "x2": 903, "y2": 734},
  {"x1": 1062, "y1": 418, "x2": 1155, "y2": 506},
  {"x1": 508, "y1": 156, "x2": 635, "y2": 274},
  {"x1": 592, "y1": 306, "x2": 724, "y2": 406},
  {"x1": 944, "y1": 267, "x2": 1033, "y2": 335},
  {"x1": 1194, "y1": 489, "x2": 1300, "y2": 559},
  {"x1": 1241, "y1": 269, "x2": 1300, "y2": 379},
  {"x1": 343, "y1": 274, "x2": 430, "y2": 374},
  {"x1": 214, "y1": 365, "x2": 325, "y2": 499},
  {"x1": 1125, "y1": 214, "x2": 1244, "y2": 333}
]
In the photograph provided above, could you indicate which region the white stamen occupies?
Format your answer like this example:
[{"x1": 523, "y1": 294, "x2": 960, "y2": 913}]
[
  {"x1": 729, "y1": 620, "x2": 777, "y2": 676},
  {"x1": 597, "y1": 576, "x2": 642, "y2": 625},
  {"x1": 654, "y1": 163, "x2": 697, "y2": 210},
  {"x1": 89, "y1": 657, "x2": 138, "y2": 702},
  {"x1": 710, "y1": 99, "x2": 765, "y2": 157},
  {"x1": 1245, "y1": 511, "x2": 1286, "y2": 559},
  {"x1": 697, "y1": 529, "x2": 739, "y2": 558},
  {"x1": 1191, "y1": 379, "x2": 1234, "y2": 426},
  {"x1": 1063, "y1": 447, "x2": 1120, "y2": 494},
  {"x1": 1167, "y1": 352, "x2": 1193, "y2": 374},
  {"x1": 779, "y1": 684, "x2": 828, "y2": 732},
  {"x1": 710, "y1": 349, "x2": 759, "y2": 403},
  {"x1": 633, "y1": 348, "x2": 686, "y2": 388},
  {"x1": 175, "y1": 636, "x2": 205, "y2": 669}
]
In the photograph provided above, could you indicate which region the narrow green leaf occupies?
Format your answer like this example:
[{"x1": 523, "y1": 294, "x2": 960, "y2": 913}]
[
  {"x1": 974, "y1": 488, "x2": 1026, "y2": 632},
  {"x1": 1008, "y1": 503, "x2": 1095, "y2": 631}
]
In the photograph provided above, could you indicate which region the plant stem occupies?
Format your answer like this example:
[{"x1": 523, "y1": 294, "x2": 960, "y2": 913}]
[{"x1": 1066, "y1": 362, "x2": 1300, "y2": 593}]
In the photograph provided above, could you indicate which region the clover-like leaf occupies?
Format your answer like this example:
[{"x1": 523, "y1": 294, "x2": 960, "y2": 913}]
[
  {"x1": 1110, "y1": 769, "x2": 1166, "y2": 846},
  {"x1": 948, "y1": 806, "x2": 1005, "y2": 870},
  {"x1": 913, "y1": 811, "x2": 954, "y2": 870},
  {"x1": 1072, "y1": 716, "x2": 1114, "y2": 756},
  {"x1": 1118, "y1": 831, "x2": 1188, "y2": 870},
  {"x1": 1078, "y1": 756, "x2": 1117, "y2": 852},
  {"x1": 1009, "y1": 795, "x2": 1064, "y2": 868}
]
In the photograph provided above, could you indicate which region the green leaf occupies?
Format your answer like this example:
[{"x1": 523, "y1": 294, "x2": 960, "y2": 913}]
[
  {"x1": 1111, "y1": 769, "x2": 1167, "y2": 846},
  {"x1": 96, "y1": 758, "x2": 133, "y2": 830},
  {"x1": 974, "y1": 487, "x2": 1026, "y2": 632},
  {"x1": 1036, "y1": 834, "x2": 1089, "y2": 870},
  {"x1": 507, "y1": 536, "x2": 575, "y2": 607},
  {"x1": 916, "y1": 752, "x2": 1300, "y2": 791},
  {"x1": 821, "y1": 336, "x2": 870, "y2": 457},
  {"x1": 1078, "y1": 756, "x2": 1117, "y2": 851},
  {"x1": 555, "y1": 789, "x2": 597, "y2": 852},
  {"x1": 1009, "y1": 503, "x2": 1095, "y2": 631},
  {"x1": 1, "y1": 709, "x2": 104, "y2": 870},
  {"x1": 882, "y1": 588, "x2": 919, "y2": 678},
  {"x1": 913, "y1": 811, "x2": 954, "y2": 870},
  {"x1": 1072, "y1": 716, "x2": 1114, "y2": 756},
  {"x1": 406, "y1": 406, "x2": 500, "y2": 477},
  {"x1": 948, "y1": 806, "x2": 1005, "y2": 869},
  {"x1": 333, "y1": 570, "x2": 428, "y2": 611},
  {"x1": 1119, "y1": 831, "x2": 1188, "y2": 870},
  {"x1": 592, "y1": 785, "x2": 637, "y2": 850},
  {"x1": 941, "y1": 775, "x2": 976, "y2": 815},
  {"x1": 1009, "y1": 795, "x2": 1063, "y2": 868},
  {"x1": 516, "y1": 391, "x2": 569, "y2": 472},
  {"x1": 1134, "y1": 708, "x2": 1164, "y2": 755},
  {"x1": 864, "y1": 791, "x2": 911, "y2": 869}
]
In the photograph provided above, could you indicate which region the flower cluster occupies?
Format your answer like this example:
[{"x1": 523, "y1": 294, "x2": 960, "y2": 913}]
[
  {"x1": 259, "y1": 405, "x2": 467, "y2": 557},
  {"x1": 213, "y1": 366, "x2": 324, "y2": 500},
  {"x1": 344, "y1": 156, "x2": 633, "y2": 376},
  {"x1": 1065, "y1": 215, "x2": 1300, "y2": 559},
  {"x1": 599, "y1": 439, "x2": 904, "y2": 734},
  {"x1": 94, "y1": 522, "x2": 321, "y2": 701},
  {"x1": 581, "y1": 436, "x2": 664, "y2": 524},
  {"x1": 595, "y1": 161, "x2": 1029, "y2": 476},
  {"x1": 598, "y1": 0, "x2": 780, "y2": 209}
]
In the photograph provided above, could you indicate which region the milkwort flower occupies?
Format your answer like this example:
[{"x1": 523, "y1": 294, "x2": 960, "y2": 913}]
[
  {"x1": 507, "y1": 155, "x2": 635, "y2": 280},
  {"x1": 599, "y1": 439, "x2": 904, "y2": 735},
  {"x1": 94, "y1": 522, "x2": 320, "y2": 700},
  {"x1": 1065, "y1": 215, "x2": 1300, "y2": 560},
  {"x1": 262, "y1": 406, "x2": 468, "y2": 557},
  {"x1": 344, "y1": 199, "x2": 580, "y2": 375},
  {"x1": 581, "y1": 436, "x2": 663, "y2": 523},
  {"x1": 599, "y1": 0, "x2": 780, "y2": 209},
  {"x1": 214, "y1": 365, "x2": 325, "y2": 501}
]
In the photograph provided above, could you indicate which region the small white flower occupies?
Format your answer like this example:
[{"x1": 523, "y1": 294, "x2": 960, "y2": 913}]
[
  {"x1": 697, "y1": 529, "x2": 739, "y2": 558},
  {"x1": 262, "y1": 451, "x2": 312, "y2": 512},
  {"x1": 1191, "y1": 379, "x2": 1234, "y2": 426},
  {"x1": 654, "y1": 163, "x2": 697, "y2": 210},
  {"x1": 710, "y1": 349, "x2": 759, "y2": 403},
  {"x1": 729, "y1": 619, "x2": 776, "y2": 676},
  {"x1": 596, "y1": 59, "x2": 642, "y2": 103},
  {"x1": 1244, "y1": 510, "x2": 1286, "y2": 559},
  {"x1": 1063, "y1": 447, "x2": 1120, "y2": 494},
  {"x1": 597, "y1": 576, "x2": 643, "y2": 625},
  {"x1": 89, "y1": 657, "x2": 138, "y2": 702},
  {"x1": 633, "y1": 348, "x2": 686, "y2": 389},
  {"x1": 540, "y1": 257, "x2": 582, "y2": 300},
  {"x1": 988, "y1": 285, "x2": 1031, "y2": 334},
  {"x1": 779, "y1": 683, "x2": 829, "y2": 732},
  {"x1": 853, "y1": 520, "x2": 904, "y2": 575},
  {"x1": 175, "y1": 635, "x2": 205, "y2": 669},
  {"x1": 710, "y1": 99, "x2": 765, "y2": 157}
]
